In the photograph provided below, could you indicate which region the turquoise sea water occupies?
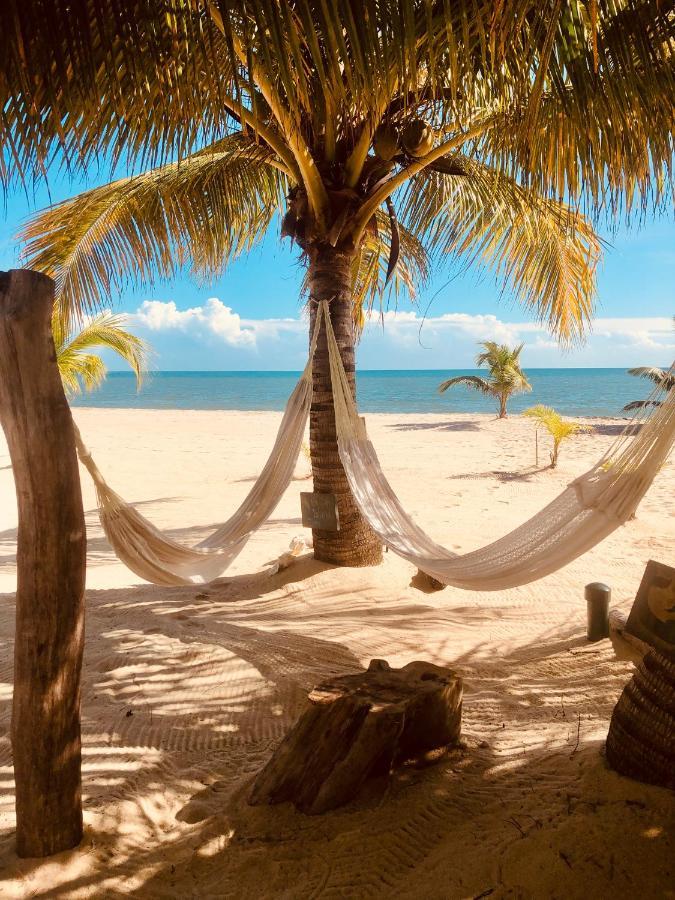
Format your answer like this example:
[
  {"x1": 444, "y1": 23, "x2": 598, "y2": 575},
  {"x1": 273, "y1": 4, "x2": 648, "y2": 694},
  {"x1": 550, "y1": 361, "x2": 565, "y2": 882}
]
[{"x1": 70, "y1": 368, "x2": 651, "y2": 418}]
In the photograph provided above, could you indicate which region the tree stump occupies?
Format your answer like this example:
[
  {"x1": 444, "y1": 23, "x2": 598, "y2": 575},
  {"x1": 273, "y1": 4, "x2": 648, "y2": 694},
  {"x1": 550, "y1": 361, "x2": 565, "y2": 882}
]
[
  {"x1": 0, "y1": 270, "x2": 87, "y2": 857},
  {"x1": 249, "y1": 659, "x2": 462, "y2": 814},
  {"x1": 606, "y1": 647, "x2": 675, "y2": 790}
]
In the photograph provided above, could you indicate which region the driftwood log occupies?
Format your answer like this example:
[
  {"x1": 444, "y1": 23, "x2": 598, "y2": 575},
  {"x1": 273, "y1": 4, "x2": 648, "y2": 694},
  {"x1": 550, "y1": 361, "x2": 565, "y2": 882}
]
[
  {"x1": 606, "y1": 647, "x2": 675, "y2": 790},
  {"x1": 249, "y1": 659, "x2": 462, "y2": 814},
  {"x1": 0, "y1": 270, "x2": 86, "y2": 857}
]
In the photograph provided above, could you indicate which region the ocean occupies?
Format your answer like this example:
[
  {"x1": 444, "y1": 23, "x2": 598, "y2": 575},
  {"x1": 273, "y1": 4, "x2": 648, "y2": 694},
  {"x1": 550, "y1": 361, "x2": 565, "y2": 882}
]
[{"x1": 70, "y1": 368, "x2": 650, "y2": 418}]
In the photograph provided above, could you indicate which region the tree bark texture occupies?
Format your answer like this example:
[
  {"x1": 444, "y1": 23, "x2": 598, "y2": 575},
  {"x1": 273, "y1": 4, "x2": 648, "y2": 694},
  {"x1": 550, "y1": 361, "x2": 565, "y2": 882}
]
[
  {"x1": 307, "y1": 245, "x2": 382, "y2": 566},
  {"x1": 249, "y1": 658, "x2": 463, "y2": 814},
  {"x1": 0, "y1": 270, "x2": 86, "y2": 857}
]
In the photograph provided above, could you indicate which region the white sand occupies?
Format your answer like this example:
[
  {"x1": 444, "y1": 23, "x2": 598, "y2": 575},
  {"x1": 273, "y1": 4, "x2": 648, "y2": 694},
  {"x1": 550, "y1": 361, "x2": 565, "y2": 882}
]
[{"x1": 0, "y1": 408, "x2": 673, "y2": 898}]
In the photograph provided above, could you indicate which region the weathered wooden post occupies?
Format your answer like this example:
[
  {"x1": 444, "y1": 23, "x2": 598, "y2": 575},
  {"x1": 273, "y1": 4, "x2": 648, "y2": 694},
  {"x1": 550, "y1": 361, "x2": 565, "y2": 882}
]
[{"x1": 0, "y1": 270, "x2": 86, "y2": 857}]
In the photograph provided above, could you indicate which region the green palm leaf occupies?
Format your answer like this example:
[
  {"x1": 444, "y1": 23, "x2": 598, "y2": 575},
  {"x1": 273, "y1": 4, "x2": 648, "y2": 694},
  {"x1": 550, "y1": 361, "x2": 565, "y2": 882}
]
[
  {"x1": 438, "y1": 375, "x2": 494, "y2": 396},
  {"x1": 623, "y1": 365, "x2": 675, "y2": 411},
  {"x1": 2, "y1": 0, "x2": 671, "y2": 344},
  {"x1": 53, "y1": 310, "x2": 150, "y2": 396},
  {"x1": 524, "y1": 403, "x2": 590, "y2": 466}
]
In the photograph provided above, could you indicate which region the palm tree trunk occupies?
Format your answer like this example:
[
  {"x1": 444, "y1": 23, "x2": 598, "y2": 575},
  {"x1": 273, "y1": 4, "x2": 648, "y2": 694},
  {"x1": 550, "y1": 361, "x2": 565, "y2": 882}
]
[
  {"x1": 551, "y1": 439, "x2": 560, "y2": 468},
  {"x1": 307, "y1": 245, "x2": 382, "y2": 566},
  {"x1": 498, "y1": 394, "x2": 508, "y2": 418}
]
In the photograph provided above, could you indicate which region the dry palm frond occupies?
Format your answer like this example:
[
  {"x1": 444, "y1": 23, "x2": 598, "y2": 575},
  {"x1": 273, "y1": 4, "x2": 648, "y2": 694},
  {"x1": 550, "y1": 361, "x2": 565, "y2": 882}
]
[
  {"x1": 300, "y1": 211, "x2": 430, "y2": 333},
  {"x1": 627, "y1": 366, "x2": 675, "y2": 389}
]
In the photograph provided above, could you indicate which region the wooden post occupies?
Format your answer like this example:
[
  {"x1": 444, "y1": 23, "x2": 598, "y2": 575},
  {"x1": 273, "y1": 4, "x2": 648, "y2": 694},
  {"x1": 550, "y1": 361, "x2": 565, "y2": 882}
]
[{"x1": 0, "y1": 270, "x2": 86, "y2": 857}]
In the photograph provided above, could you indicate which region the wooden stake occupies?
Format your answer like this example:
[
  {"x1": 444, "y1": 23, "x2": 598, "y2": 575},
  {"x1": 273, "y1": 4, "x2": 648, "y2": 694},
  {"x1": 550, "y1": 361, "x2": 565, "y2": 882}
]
[{"x1": 0, "y1": 270, "x2": 86, "y2": 857}]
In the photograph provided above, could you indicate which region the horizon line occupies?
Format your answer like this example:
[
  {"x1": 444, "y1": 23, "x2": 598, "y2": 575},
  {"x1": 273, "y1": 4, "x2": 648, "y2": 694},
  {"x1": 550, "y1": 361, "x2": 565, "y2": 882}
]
[{"x1": 102, "y1": 365, "x2": 665, "y2": 375}]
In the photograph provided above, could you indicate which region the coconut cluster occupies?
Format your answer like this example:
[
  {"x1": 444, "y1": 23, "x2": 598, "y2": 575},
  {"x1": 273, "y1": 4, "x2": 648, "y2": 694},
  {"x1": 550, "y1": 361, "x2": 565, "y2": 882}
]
[{"x1": 373, "y1": 118, "x2": 434, "y2": 161}]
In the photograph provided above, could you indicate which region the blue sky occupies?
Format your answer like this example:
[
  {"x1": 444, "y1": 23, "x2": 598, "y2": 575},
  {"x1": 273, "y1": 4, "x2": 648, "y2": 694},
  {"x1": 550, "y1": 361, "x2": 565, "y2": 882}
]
[{"x1": 1, "y1": 170, "x2": 673, "y2": 371}]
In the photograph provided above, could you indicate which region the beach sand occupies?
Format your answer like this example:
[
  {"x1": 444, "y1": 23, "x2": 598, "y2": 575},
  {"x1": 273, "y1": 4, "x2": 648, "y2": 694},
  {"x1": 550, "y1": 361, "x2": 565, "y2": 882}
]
[{"x1": 0, "y1": 408, "x2": 673, "y2": 898}]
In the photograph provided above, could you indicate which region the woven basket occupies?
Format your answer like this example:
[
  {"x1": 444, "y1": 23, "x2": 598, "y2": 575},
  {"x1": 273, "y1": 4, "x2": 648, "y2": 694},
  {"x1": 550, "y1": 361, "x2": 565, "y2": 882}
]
[{"x1": 606, "y1": 647, "x2": 675, "y2": 790}]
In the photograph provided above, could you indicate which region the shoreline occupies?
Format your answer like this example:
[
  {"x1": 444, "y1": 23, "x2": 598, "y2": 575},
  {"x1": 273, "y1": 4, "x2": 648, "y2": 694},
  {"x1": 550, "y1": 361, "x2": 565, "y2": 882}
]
[{"x1": 66, "y1": 404, "x2": 635, "y2": 421}]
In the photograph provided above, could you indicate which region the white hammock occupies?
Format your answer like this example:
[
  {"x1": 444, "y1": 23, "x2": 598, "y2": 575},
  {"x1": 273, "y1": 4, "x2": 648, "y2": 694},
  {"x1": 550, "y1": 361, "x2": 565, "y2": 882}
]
[
  {"x1": 75, "y1": 299, "x2": 674, "y2": 591},
  {"x1": 73, "y1": 311, "x2": 323, "y2": 586},
  {"x1": 320, "y1": 300, "x2": 675, "y2": 591}
]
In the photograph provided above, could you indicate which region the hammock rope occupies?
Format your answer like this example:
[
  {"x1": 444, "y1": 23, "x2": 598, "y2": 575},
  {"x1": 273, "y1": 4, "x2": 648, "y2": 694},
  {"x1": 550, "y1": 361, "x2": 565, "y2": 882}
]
[
  {"x1": 74, "y1": 298, "x2": 674, "y2": 590},
  {"x1": 321, "y1": 300, "x2": 675, "y2": 590},
  {"x1": 73, "y1": 305, "x2": 324, "y2": 586}
]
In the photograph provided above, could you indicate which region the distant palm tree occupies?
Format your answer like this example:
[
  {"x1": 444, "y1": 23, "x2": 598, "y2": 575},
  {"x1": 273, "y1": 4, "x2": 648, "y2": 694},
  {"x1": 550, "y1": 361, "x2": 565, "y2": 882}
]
[
  {"x1": 438, "y1": 341, "x2": 531, "y2": 418},
  {"x1": 623, "y1": 366, "x2": 675, "y2": 412},
  {"x1": 53, "y1": 311, "x2": 149, "y2": 397},
  {"x1": 524, "y1": 405, "x2": 590, "y2": 469}
]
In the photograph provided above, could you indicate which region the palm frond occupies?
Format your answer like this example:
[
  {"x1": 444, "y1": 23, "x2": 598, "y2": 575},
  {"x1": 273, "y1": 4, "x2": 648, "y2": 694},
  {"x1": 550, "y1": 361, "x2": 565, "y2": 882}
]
[
  {"x1": 524, "y1": 404, "x2": 556, "y2": 424},
  {"x1": 438, "y1": 375, "x2": 494, "y2": 396},
  {"x1": 2, "y1": 2, "x2": 673, "y2": 228},
  {"x1": 398, "y1": 156, "x2": 602, "y2": 343},
  {"x1": 350, "y1": 210, "x2": 430, "y2": 332},
  {"x1": 0, "y1": 1, "x2": 240, "y2": 187},
  {"x1": 472, "y1": 340, "x2": 532, "y2": 396},
  {"x1": 524, "y1": 405, "x2": 590, "y2": 438},
  {"x1": 483, "y1": 2, "x2": 675, "y2": 219},
  {"x1": 622, "y1": 399, "x2": 663, "y2": 412},
  {"x1": 624, "y1": 364, "x2": 674, "y2": 411},
  {"x1": 627, "y1": 366, "x2": 675, "y2": 390},
  {"x1": 57, "y1": 351, "x2": 109, "y2": 396},
  {"x1": 21, "y1": 136, "x2": 287, "y2": 320},
  {"x1": 54, "y1": 310, "x2": 150, "y2": 396}
]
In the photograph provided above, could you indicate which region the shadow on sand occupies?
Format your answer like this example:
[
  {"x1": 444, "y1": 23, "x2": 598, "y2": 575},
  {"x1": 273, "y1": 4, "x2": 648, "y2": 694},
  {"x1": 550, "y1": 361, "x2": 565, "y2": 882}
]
[
  {"x1": 0, "y1": 558, "x2": 671, "y2": 897},
  {"x1": 388, "y1": 420, "x2": 482, "y2": 432}
]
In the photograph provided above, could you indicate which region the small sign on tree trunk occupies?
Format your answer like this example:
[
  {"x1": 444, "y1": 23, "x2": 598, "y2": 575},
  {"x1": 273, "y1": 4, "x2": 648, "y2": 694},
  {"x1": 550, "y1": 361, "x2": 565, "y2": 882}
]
[{"x1": 300, "y1": 491, "x2": 340, "y2": 532}]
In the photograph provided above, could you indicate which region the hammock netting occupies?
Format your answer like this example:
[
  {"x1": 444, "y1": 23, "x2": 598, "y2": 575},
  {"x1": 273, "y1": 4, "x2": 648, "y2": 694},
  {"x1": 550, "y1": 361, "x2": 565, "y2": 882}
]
[
  {"x1": 74, "y1": 309, "x2": 322, "y2": 586},
  {"x1": 74, "y1": 301, "x2": 675, "y2": 590}
]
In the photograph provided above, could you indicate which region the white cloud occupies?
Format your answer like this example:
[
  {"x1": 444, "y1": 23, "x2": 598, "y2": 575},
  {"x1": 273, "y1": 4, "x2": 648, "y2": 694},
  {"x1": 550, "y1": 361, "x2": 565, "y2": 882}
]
[
  {"x1": 135, "y1": 298, "x2": 256, "y2": 346},
  {"x1": 129, "y1": 298, "x2": 673, "y2": 369},
  {"x1": 134, "y1": 298, "x2": 306, "y2": 348},
  {"x1": 357, "y1": 310, "x2": 674, "y2": 368},
  {"x1": 362, "y1": 309, "x2": 674, "y2": 352}
]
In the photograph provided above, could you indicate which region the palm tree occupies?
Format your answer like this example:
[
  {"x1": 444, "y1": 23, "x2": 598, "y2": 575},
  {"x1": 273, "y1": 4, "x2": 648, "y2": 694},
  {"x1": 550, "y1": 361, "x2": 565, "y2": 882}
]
[
  {"x1": 623, "y1": 366, "x2": 675, "y2": 412},
  {"x1": 438, "y1": 341, "x2": 531, "y2": 418},
  {"x1": 53, "y1": 311, "x2": 149, "y2": 397},
  {"x1": 2, "y1": 2, "x2": 673, "y2": 566},
  {"x1": 524, "y1": 405, "x2": 591, "y2": 468}
]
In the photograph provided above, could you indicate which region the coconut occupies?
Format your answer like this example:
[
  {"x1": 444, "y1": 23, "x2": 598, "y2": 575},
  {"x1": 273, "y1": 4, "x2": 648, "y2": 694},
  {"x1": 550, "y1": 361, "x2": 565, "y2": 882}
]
[
  {"x1": 373, "y1": 124, "x2": 399, "y2": 161},
  {"x1": 401, "y1": 119, "x2": 434, "y2": 157}
]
